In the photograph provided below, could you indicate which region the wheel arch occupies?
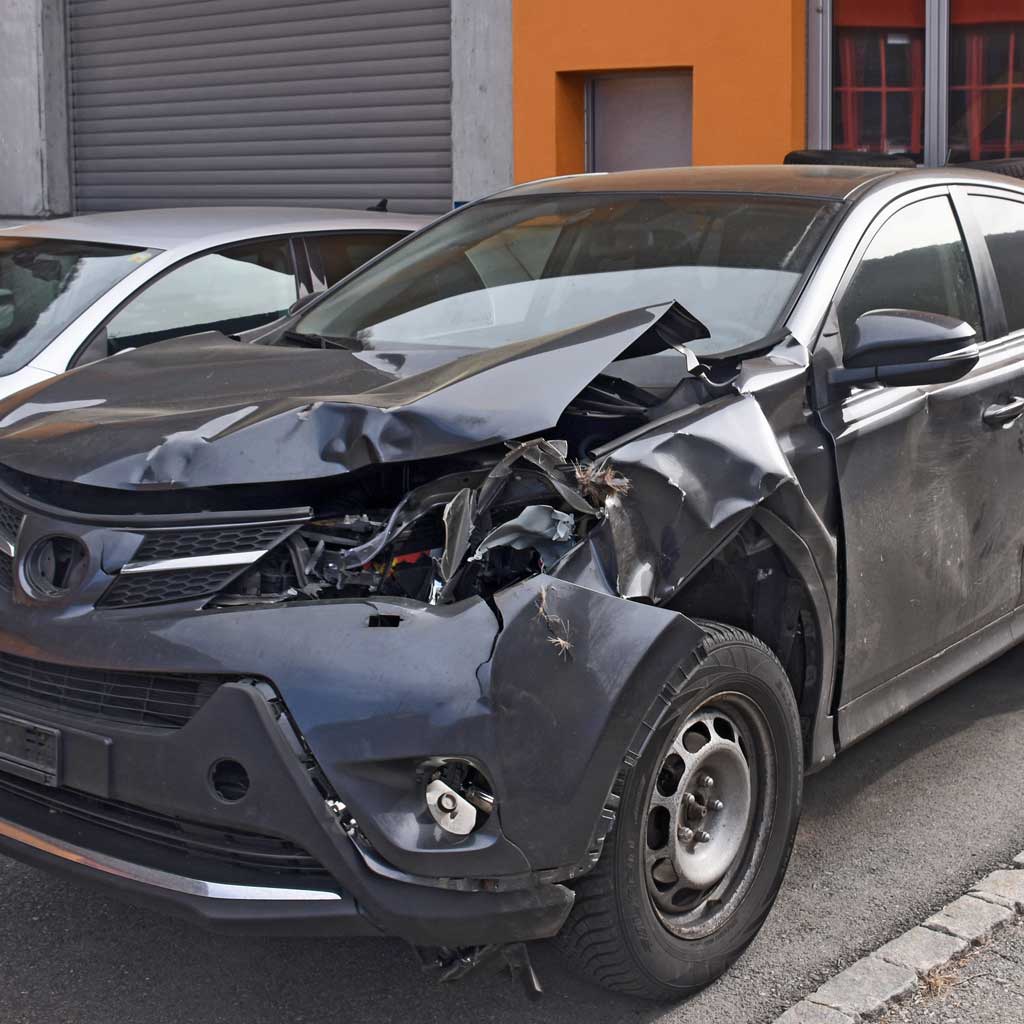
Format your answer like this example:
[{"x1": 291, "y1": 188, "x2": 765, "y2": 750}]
[{"x1": 663, "y1": 507, "x2": 838, "y2": 772}]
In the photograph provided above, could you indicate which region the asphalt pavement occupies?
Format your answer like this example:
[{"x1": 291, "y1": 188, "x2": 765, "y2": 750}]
[{"x1": 2, "y1": 644, "x2": 1024, "y2": 1024}]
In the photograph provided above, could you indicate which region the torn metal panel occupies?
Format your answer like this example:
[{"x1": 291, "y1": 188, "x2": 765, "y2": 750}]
[
  {"x1": 555, "y1": 394, "x2": 797, "y2": 602},
  {"x1": 471, "y1": 506, "x2": 574, "y2": 569},
  {"x1": 485, "y1": 576, "x2": 706, "y2": 869},
  {"x1": 439, "y1": 487, "x2": 477, "y2": 582},
  {"x1": 733, "y1": 334, "x2": 811, "y2": 394},
  {"x1": 0, "y1": 303, "x2": 696, "y2": 491}
]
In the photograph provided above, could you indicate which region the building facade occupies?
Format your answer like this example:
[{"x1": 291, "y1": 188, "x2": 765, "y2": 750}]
[{"x1": 1, "y1": 0, "x2": 1021, "y2": 219}]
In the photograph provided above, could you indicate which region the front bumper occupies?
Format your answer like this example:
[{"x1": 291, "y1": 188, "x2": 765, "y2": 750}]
[
  {"x1": 0, "y1": 678, "x2": 574, "y2": 945},
  {"x1": 0, "y1": 536, "x2": 702, "y2": 944}
]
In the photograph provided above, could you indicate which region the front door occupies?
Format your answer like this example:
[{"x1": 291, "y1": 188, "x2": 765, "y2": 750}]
[{"x1": 818, "y1": 190, "x2": 1024, "y2": 706}]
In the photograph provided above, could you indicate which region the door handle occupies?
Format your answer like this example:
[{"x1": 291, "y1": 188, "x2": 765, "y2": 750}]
[{"x1": 982, "y1": 396, "x2": 1024, "y2": 428}]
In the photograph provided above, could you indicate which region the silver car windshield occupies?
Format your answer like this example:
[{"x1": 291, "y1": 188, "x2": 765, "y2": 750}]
[
  {"x1": 0, "y1": 238, "x2": 158, "y2": 376},
  {"x1": 298, "y1": 193, "x2": 838, "y2": 358}
]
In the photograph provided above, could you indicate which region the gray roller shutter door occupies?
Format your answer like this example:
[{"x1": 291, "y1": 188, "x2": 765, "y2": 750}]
[{"x1": 68, "y1": 0, "x2": 452, "y2": 215}]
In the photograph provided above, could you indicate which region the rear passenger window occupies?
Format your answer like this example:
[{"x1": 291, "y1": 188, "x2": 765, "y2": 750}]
[
  {"x1": 309, "y1": 232, "x2": 407, "y2": 288},
  {"x1": 838, "y1": 197, "x2": 981, "y2": 346},
  {"x1": 971, "y1": 196, "x2": 1024, "y2": 335}
]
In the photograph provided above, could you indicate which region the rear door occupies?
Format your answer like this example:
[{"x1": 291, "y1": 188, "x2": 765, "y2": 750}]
[{"x1": 817, "y1": 187, "x2": 1024, "y2": 708}]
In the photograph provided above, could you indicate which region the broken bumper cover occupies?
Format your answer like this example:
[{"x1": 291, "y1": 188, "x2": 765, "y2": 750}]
[
  {"x1": 0, "y1": 808, "x2": 573, "y2": 945},
  {"x1": 0, "y1": 670, "x2": 574, "y2": 945},
  {"x1": 0, "y1": 577, "x2": 702, "y2": 945}
]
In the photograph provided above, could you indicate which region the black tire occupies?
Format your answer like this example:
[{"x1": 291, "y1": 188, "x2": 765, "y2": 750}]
[{"x1": 554, "y1": 621, "x2": 803, "y2": 1000}]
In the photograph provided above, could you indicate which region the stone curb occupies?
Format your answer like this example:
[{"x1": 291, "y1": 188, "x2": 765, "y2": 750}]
[{"x1": 772, "y1": 852, "x2": 1024, "y2": 1023}]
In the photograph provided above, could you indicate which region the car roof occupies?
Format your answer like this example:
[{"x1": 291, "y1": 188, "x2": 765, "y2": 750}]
[
  {"x1": 500, "y1": 165, "x2": 896, "y2": 201},
  {"x1": 0, "y1": 206, "x2": 432, "y2": 251},
  {"x1": 497, "y1": 164, "x2": 1024, "y2": 203}
]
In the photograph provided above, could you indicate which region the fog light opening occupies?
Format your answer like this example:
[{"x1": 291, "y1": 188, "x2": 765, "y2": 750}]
[
  {"x1": 422, "y1": 759, "x2": 495, "y2": 836},
  {"x1": 210, "y1": 759, "x2": 250, "y2": 802}
]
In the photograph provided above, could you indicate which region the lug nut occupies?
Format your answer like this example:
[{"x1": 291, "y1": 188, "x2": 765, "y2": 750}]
[
  {"x1": 700, "y1": 774, "x2": 715, "y2": 788},
  {"x1": 696, "y1": 830, "x2": 712, "y2": 844},
  {"x1": 682, "y1": 792, "x2": 696, "y2": 808},
  {"x1": 677, "y1": 826, "x2": 695, "y2": 843},
  {"x1": 710, "y1": 799, "x2": 724, "y2": 811}
]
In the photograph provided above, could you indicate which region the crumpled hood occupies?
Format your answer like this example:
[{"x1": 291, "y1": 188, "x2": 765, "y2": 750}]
[{"x1": 0, "y1": 304, "x2": 684, "y2": 491}]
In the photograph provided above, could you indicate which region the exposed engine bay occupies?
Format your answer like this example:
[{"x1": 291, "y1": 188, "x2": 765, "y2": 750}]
[{"x1": 213, "y1": 437, "x2": 627, "y2": 610}]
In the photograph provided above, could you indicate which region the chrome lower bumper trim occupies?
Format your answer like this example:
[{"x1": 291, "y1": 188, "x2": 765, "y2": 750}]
[{"x1": 0, "y1": 816, "x2": 342, "y2": 902}]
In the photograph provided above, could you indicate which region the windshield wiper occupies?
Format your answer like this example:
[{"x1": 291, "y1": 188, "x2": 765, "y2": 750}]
[{"x1": 280, "y1": 330, "x2": 359, "y2": 351}]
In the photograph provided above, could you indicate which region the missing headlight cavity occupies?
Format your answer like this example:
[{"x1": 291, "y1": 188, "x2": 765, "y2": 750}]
[{"x1": 211, "y1": 437, "x2": 613, "y2": 613}]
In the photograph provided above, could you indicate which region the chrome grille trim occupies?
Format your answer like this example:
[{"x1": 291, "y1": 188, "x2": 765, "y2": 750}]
[{"x1": 121, "y1": 550, "x2": 268, "y2": 575}]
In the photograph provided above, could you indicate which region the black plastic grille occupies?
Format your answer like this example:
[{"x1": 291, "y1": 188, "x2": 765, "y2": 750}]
[
  {"x1": 0, "y1": 552, "x2": 11, "y2": 592},
  {"x1": 131, "y1": 523, "x2": 294, "y2": 564},
  {"x1": 0, "y1": 650, "x2": 227, "y2": 728},
  {"x1": 99, "y1": 566, "x2": 242, "y2": 608},
  {"x1": 0, "y1": 499, "x2": 21, "y2": 546},
  {"x1": 0, "y1": 773, "x2": 330, "y2": 880}
]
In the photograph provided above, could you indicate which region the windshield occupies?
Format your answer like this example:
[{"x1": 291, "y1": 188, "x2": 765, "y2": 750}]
[
  {"x1": 0, "y1": 237, "x2": 158, "y2": 375},
  {"x1": 297, "y1": 192, "x2": 838, "y2": 357}
]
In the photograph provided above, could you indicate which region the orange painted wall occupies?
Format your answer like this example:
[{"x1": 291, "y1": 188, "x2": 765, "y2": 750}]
[{"x1": 512, "y1": 0, "x2": 808, "y2": 183}]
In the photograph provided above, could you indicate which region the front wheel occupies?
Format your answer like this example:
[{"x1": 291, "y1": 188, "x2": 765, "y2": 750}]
[{"x1": 555, "y1": 621, "x2": 803, "y2": 1000}]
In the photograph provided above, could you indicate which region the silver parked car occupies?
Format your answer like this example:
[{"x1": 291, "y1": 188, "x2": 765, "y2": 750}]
[{"x1": 0, "y1": 206, "x2": 429, "y2": 400}]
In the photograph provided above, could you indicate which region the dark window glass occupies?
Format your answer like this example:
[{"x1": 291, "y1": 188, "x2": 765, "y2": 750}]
[
  {"x1": 839, "y1": 197, "x2": 981, "y2": 345},
  {"x1": 887, "y1": 93, "x2": 912, "y2": 147},
  {"x1": 832, "y1": 1, "x2": 925, "y2": 161},
  {"x1": 104, "y1": 238, "x2": 295, "y2": 353},
  {"x1": 0, "y1": 238, "x2": 155, "y2": 375},
  {"x1": 1014, "y1": 97, "x2": 1024, "y2": 139},
  {"x1": 308, "y1": 232, "x2": 408, "y2": 288},
  {"x1": 886, "y1": 35, "x2": 913, "y2": 87},
  {"x1": 972, "y1": 195, "x2": 1024, "y2": 333},
  {"x1": 948, "y1": 6, "x2": 1024, "y2": 162},
  {"x1": 986, "y1": 31, "x2": 1012, "y2": 84},
  {"x1": 951, "y1": 30, "x2": 969, "y2": 87}
]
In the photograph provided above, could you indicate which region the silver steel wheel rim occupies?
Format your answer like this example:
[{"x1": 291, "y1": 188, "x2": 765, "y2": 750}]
[{"x1": 642, "y1": 697, "x2": 773, "y2": 939}]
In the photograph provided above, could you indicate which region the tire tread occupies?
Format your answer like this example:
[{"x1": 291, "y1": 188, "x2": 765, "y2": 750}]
[{"x1": 552, "y1": 619, "x2": 799, "y2": 1000}]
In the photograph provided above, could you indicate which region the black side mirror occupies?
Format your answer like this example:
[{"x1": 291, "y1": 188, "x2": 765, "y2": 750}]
[{"x1": 829, "y1": 309, "x2": 979, "y2": 389}]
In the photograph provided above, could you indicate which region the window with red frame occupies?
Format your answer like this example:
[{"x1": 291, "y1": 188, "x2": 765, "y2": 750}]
[
  {"x1": 949, "y1": 20, "x2": 1024, "y2": 161},
  {"x1": 832, "y1": 0, "x2": 926, "y2": 160}
]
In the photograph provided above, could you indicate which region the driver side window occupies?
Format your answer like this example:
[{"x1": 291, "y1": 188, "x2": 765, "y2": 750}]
[{"x1": 838, "y1": 197, "x2": 981, "y2": 346}]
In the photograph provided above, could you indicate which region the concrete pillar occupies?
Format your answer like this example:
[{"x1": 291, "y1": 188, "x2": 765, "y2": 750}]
[
  {"x1": 0, "y1": 0, "x2": 71, "y2": 218},
  {"x1": 451, "y1": 0, "x2": 514, "y2": 205}
]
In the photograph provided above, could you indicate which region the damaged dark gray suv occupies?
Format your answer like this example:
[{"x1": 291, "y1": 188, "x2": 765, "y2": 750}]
[{"x1": 0, "y1": 164, "x2": 1021, "y2": 1001}]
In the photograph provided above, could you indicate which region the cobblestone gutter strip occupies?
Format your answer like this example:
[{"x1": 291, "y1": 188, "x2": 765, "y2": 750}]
[{"x1": 772, "y1": 855, "x2": 1024, "y2": 1024}]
